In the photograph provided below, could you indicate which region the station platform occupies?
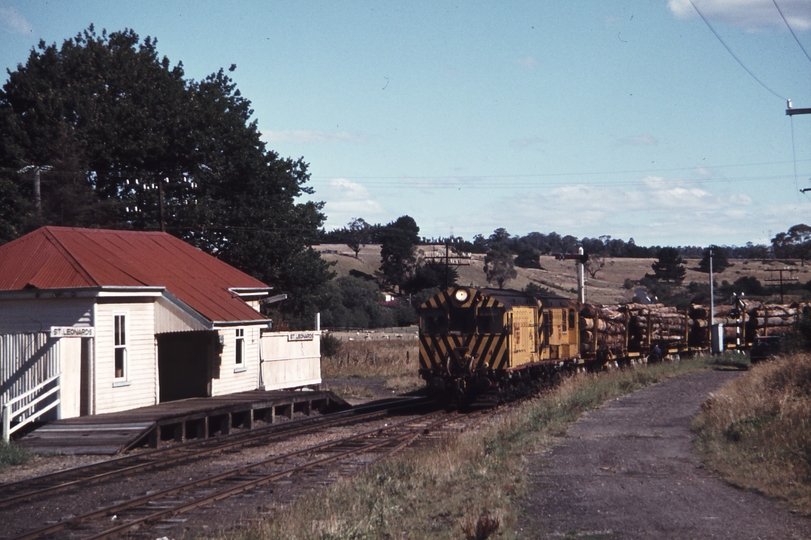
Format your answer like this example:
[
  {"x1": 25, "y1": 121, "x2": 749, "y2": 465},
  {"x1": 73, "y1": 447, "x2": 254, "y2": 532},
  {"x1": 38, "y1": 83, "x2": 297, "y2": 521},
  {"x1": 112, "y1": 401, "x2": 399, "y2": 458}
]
[{"x1": 16, "y1": 389, "x2": 348, "y2": 455}]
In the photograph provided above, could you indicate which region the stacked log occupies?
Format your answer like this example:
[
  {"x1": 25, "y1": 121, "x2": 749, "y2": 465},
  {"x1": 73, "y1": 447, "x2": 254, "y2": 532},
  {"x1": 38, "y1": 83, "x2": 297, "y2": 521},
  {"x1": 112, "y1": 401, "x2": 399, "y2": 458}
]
[
  {"x1": 579, "y1": 303, "x2": 688, "y2": 356},
  {"x1": 685, "y1": 301, "x2": 809, "y2": 342},
  {"x1": 580, "y1": 303, "x2": 626, "y2": 355},
  {"x1": 580, "y1": 300, "x2": 811, "y2": 358}
]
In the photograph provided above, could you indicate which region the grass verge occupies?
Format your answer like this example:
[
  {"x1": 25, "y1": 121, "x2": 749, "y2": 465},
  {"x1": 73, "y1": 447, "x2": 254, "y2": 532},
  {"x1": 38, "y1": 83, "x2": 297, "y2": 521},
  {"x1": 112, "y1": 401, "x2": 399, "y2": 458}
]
[
  {"x1": 0, "y1": 440, "x2": 33, "y2": 470},
  {"x1": 692, "y1": 353, "x2": 811, "y2": 515},
  {"x1": 223, "y1": 358, "x2": 709, "y2": 540}
]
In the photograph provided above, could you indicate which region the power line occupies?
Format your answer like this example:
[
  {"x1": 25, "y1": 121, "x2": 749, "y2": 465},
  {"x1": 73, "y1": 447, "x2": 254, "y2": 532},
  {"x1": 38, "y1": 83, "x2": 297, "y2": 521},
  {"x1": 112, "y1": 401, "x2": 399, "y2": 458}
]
[
  {"x1": 689, "y1": 0, "x2": 787, "y2": 101},
  {"x1": 772, "y1": 0, "x2": 811, "y2": 64},
  {"x1": 308, "y1": 173, "x2": 803, "y2": 191},
  {"x1": 310, "y1": 158, "x2": 811, "y2": 182}
]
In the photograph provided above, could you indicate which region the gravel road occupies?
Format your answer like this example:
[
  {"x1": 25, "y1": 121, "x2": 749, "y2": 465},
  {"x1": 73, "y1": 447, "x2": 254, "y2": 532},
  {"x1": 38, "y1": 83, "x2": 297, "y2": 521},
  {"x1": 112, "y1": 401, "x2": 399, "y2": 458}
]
[{"x1": 516, "y1": 369, "x2": 811, "y2": 539}]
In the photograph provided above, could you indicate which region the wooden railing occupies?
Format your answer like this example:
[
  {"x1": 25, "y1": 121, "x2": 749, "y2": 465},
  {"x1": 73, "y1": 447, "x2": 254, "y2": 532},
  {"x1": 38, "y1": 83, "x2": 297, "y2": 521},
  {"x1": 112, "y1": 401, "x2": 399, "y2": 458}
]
[{"x1": 2, "y1": 373, "x2": 61, "y2": 442}]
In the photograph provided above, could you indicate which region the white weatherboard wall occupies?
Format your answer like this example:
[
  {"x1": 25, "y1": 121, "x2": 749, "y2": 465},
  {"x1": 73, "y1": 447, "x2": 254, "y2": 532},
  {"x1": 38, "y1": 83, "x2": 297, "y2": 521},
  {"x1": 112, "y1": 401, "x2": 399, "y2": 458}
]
[
  {"x1": 209, "y1": 325, "x2": 263, "y2": 396},
  {"x1": 260, "y1": 331, "x2": 321, "y2": 390},
  {"x1": 94, "y1": 301, "x2": 157, "y2": 414},
  {"x1": 0, "y1": 297, "x2": 93, "y2": 333}
]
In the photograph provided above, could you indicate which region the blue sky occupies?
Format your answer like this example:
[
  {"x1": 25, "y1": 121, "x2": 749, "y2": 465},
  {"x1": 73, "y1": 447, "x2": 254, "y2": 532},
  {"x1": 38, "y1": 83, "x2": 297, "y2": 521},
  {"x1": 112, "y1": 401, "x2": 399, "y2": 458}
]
[{"x1": 1, "y1": 1, "x2": 810, "y2": 247}]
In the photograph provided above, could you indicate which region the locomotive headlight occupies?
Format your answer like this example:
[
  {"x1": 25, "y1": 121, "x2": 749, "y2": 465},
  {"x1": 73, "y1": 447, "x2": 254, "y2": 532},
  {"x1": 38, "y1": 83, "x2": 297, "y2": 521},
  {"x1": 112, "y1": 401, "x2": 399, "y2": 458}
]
[{"x1": 454, "y1": 288, "x2": 469, "y2": 302}]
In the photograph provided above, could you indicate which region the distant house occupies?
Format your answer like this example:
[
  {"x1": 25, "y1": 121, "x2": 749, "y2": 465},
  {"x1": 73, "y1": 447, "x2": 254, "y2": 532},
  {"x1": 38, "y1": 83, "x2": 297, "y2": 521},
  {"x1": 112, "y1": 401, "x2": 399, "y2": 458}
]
[{"x1": 0, "y1": 227, "x2": 320, "y2": 430}]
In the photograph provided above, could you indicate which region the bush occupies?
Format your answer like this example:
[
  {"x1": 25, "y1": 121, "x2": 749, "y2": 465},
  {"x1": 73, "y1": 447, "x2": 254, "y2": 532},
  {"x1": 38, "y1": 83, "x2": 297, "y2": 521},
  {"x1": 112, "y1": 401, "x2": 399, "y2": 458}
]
[
  {"x1": 0, "y1": 440, "x2": 33, "y2": 469},
  {"x1": 320, "y1": 333, "x2": 342, "y2": 358}
]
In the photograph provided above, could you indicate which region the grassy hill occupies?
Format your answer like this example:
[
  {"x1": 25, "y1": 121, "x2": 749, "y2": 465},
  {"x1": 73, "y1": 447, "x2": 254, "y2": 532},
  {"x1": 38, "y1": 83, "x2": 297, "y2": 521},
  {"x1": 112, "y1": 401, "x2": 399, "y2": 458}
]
[{"x1": 314, "y1": 244, "x2": 811, "y2": 305}]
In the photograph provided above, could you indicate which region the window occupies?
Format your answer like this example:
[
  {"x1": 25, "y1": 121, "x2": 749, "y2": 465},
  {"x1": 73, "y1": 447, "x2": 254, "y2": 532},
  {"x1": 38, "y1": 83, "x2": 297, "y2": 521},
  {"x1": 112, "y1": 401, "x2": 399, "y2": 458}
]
[
  {"x1": 476, "y1": 306, "x2": 505, "y2": 334},
  {"x1": 562, "y1": 309, "x2": 568, "y2": 333},
  {"x1": 448, "y1": 306, "x2": 476, "y2": 334},
  {"x1": 421, "y1": 308, "x2": 448, "y2": 334},
  {"x1": 114, "y1": 315, "x2": 127, "y2": 380},
  {"x1": 235, "y1": 329, "x2": 245, "y2": 367},
  {"x1": 568, "y1": 309, "x2": 576, "y2": 332},
  {"x1": 542, "y1": 310, "x2": 553, "y2": 344}
]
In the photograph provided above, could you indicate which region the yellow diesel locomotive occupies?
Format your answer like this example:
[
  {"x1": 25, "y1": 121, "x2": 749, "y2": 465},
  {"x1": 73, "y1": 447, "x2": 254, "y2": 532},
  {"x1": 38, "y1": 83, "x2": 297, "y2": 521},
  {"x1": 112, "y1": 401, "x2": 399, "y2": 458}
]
[{"x1": 418, "y1": 287, "x2": 581, "y2": 401}]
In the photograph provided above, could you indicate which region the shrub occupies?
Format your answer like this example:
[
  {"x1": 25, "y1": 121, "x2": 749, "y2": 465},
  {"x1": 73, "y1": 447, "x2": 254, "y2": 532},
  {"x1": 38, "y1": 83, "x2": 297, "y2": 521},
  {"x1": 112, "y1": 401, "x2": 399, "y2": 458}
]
[{"x1": 320, "y1": 333, "x2": 342, "y2": 358}]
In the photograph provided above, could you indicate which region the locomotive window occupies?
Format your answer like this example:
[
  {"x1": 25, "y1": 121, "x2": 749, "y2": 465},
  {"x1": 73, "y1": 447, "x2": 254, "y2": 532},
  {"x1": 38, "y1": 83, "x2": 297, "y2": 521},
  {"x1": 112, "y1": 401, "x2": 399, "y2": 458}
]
[
  {"x1": 562, "y1": 309, "x2": 567, "y2": 333},
  {"x1": 421, "y1": 308, "x2": 448, "y2": 334},
  {"x1": 568, "y1": 309, "x2": 575, "y2": 331},
  {"x1": 448, "y1": 306, "x2": 476, "y2": 333},
  {"x1": 543, "y1": 310, "x2": 553, "y2": 342},
  {"x1": 476, "y1": 306, "x2": 505, "y2": 334}
]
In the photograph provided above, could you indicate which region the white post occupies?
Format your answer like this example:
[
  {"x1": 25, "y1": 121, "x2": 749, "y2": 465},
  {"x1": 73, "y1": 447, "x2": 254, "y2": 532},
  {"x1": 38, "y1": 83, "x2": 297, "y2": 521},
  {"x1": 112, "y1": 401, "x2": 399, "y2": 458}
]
[
  {"x1": 577, "y1": 247, "x2": 586, "y2": 303},
  {"x1": 709, "y1": 249, "x2": 714, "y2": 328},
  {"x1": 316, "y1": 312, "x2": 321, "y2": 331},
  {"x1": 56, "y1": 373, "x2": 62, "y2": 419},
  {"x1": 2, "y1": 402, "x2": 10, "y2": 443}
]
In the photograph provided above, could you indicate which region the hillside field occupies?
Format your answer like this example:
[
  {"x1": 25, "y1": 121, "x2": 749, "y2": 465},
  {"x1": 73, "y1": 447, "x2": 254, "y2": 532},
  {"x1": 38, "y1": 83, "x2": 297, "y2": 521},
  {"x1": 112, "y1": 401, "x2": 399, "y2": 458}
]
[{"x1": 314, "y1": 244, "x2": 811, "y2": 305}]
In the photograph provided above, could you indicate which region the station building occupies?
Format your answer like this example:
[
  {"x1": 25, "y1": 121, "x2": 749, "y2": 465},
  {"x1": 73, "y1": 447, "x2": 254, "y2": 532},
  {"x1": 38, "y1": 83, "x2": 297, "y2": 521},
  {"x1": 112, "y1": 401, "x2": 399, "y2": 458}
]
[{"x1": 0, "y1": 227, "x2": 321, "y2": 434}]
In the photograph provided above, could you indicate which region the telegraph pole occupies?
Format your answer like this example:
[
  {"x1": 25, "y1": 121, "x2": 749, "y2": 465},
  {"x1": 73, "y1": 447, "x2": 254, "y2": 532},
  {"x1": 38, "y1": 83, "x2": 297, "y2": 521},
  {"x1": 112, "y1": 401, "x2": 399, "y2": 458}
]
[
  {"x1": 788, "y1": 101, "x2": 811, "y2": 194},
  {"x1": 17, "y1": 164, "x2": 53, "y2": 216},
  {"x1": 786, "y1": 100, "x2": 811, "y2": 117}
]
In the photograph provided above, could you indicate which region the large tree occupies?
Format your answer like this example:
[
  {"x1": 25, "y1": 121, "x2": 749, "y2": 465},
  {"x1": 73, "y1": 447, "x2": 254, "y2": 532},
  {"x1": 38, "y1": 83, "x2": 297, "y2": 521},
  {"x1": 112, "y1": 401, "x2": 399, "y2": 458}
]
[
  {"x1": 484, "y1": 249, "x2": 517, "y2": 289},
  {"x1": 647, "y1": 247, "x2": 686, "y2": 283},
  {"x1": 772, "y1": 224, "x2": 811, "y2": 264},
  {"x1": 378, "y1": 215, "x2": 420, "y2": 292},
  {"x1": 698, "y1": 245, "x2": 732, "y2": 274},
  {"x1": 345, "y1": 217, "x2": 371, "y2": 258},
  {"x1": 0, "y1": 26, "x2": 332, "y2": 327}
]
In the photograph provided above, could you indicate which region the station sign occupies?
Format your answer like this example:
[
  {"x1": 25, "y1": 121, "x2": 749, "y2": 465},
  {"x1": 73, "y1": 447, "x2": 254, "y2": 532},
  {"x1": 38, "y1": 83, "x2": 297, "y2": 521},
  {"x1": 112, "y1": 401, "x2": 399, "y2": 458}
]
[
  {"x1": 51, "y1": 326, "x2": 95, "y2": 338},
  {"x1": 288, "y1": 332, "x2": 314, "y2": 342}
]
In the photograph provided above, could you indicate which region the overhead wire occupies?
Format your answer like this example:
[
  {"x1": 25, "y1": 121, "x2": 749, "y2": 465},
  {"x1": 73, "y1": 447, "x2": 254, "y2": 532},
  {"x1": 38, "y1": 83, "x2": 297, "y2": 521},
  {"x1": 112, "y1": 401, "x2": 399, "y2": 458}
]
[
  {"x1": 772, "y1": 0, "x2": 811, "y2": 64},
  {"x1": 308, "y1": 173, "x2": 799, "y2": 190},
  {"x1": 689, "y1": 0, "x2": 787, "y2": 101}
]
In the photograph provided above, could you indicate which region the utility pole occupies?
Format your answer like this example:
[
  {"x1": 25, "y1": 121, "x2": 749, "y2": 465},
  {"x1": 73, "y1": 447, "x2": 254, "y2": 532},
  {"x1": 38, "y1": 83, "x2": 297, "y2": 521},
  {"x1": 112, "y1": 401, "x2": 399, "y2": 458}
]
[
  {"x1": 17, "y1": 165, "x2": 53, "y2": 216},
  {"x1": 789, "y1": 101, "x2": 811, "y2": 194},
  {"x1": 786, "y1": 100, "x2": 811, "y2": 117},
  {"x1": 764, "y1": 267, "x2": 799, "y2": 303}
]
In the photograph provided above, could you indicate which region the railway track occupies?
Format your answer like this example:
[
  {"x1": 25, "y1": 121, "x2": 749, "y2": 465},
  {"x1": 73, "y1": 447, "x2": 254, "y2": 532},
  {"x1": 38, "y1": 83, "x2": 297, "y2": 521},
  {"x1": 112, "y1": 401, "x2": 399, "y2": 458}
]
[
  {"x1": 0, "y1": 397, "x2": 428, "y2": 511},
  {"x1": 7, "y1": 405, "x2": 474, "y2": 540}
]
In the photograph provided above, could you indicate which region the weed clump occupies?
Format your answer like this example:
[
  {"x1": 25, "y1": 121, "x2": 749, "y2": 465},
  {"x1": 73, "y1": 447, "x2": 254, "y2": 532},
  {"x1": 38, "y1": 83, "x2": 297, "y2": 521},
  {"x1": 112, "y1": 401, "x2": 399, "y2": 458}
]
[
  {"x1": 0, "y1": 440, "x2": 33, "y2": 469},
  {"x1": 461, "y1": 510, "x2": 500, "y2": 540}
]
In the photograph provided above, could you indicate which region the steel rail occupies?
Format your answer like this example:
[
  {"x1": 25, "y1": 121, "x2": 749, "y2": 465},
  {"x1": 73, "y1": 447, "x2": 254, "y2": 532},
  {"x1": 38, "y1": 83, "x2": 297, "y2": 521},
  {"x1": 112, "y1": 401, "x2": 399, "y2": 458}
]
[
  {"x1": 13, "y1": 408, "x2": 453, "y2": 540},
  {"x1": 0, "y1": 397, "x2": 430, "y2": 509}
]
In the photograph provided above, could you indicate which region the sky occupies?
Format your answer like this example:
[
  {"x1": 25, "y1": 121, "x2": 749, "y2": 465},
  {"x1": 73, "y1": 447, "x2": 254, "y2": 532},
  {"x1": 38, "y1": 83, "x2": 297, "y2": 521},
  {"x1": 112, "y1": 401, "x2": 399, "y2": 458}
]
[{"x1": 1, "y1": 1, "x2": 810, "y2": 248}]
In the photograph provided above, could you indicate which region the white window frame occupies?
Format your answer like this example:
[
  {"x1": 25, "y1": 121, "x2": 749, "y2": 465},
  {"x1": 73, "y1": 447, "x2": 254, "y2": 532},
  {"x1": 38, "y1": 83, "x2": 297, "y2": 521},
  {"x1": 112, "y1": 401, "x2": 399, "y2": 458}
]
[
  {"x1": 234, "y1": 328, "x2": 246, "y2": 373},
  {"x1": 113, "y1": 314, "x2": 129, "y2": 384}
]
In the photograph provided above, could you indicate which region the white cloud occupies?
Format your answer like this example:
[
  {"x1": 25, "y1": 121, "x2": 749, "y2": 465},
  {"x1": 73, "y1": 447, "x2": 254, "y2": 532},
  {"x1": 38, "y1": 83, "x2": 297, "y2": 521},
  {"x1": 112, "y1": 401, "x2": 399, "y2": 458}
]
[
  {"x1": 318, "y1": 178, "x2": 385, "y2": 229},
  {"x1": 617, "y1": 134, "x2": 659, "y2": 146},
  {"x1": 0, "y1": 6, "x2": 33, "y2": 35},
  {"x1": 668, "y1": 0, "x2": 811, "y2": 31},
  {"x1": 464, "y1": 174, "x2": 766, "y2": 245},
  {"x1": 513, "y1": 56, "x2": 540, "y2": 70},
  {"x1": 262, "y1": 129, "x2": 366, "y2": 144}
]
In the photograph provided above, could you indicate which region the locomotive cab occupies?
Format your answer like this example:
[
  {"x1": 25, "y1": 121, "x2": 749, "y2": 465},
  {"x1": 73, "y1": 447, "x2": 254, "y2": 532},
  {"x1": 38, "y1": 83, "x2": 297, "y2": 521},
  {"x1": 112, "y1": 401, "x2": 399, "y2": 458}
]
[{"x1": 418, "y1": 287, "x2": 543, "y2": 399}]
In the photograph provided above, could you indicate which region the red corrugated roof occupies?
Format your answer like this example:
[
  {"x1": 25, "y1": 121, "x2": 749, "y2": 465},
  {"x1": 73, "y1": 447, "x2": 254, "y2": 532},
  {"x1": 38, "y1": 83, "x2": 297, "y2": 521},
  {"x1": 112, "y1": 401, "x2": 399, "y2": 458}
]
[{"x1": 0, "y1": 227, "x2": 270, "y2": 323}]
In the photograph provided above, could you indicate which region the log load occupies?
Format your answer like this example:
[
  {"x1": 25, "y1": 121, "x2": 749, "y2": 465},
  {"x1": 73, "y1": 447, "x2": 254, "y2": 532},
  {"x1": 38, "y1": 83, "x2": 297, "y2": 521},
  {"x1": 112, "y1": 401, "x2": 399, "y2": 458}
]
[
  {"x1": 579, "y1": 303, "x2": 688, "y2": 357},
  {"x1": 580, "y1": 301, "x2": 810, "y2": 358}
]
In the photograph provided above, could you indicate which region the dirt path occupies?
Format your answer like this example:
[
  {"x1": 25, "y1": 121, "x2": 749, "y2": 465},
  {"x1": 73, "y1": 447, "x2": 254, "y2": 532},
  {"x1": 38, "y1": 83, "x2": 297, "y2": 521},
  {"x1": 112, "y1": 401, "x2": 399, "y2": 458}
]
[{"x1": 516, "y1": 369, "x2": 811, "y2": 539}]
